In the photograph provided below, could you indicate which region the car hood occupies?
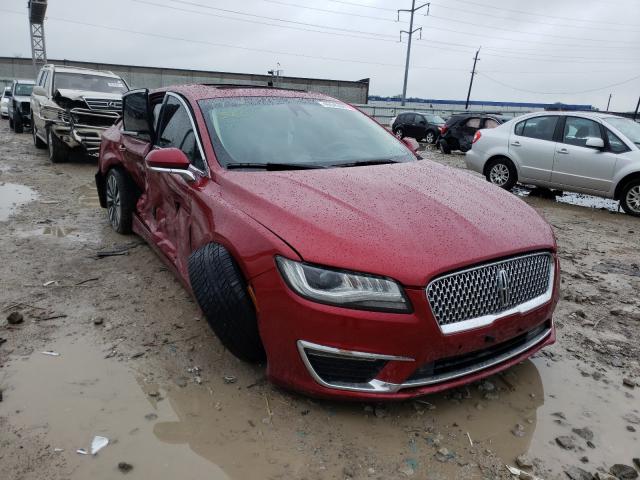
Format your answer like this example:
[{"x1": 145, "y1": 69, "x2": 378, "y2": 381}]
[
  {"x1": 13, "y1": 95, "x2": 31, "y2": 103},
  {"x1": 220, "y1": 161, "x2": 555, "y2": 286},
  {"x1": 54, "y1": 89, "x2": 123, "y2": 101}
]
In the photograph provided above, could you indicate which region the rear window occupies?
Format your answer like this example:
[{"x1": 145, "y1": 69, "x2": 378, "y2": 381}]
[{"x1": 515, "y1": 116, "x2": 558, "y2": 141}]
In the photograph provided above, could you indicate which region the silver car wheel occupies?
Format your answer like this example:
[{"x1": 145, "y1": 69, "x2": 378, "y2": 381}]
[
  {"x1": 426, "y1": 131, "x2": 435, "y2": 143},
  {"x1": 626, "y1": 185, "x2": 640, "y2": 214},
  {"x1": 489, "y1": 164, "x2": 510, "y2": 187},
  {"x1": 106, "y1": 174, "x2": 121, "y2": 229}
]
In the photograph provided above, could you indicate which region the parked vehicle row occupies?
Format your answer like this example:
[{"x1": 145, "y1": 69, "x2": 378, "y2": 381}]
[
  {"x1": 2, "y1": 64, "x2": 129, "y2": 162},
  {"x1": 94, "y1": 85, "x2": 559, "y2": 399},
  {"x1": 466, "y1": 111, "x2": 640, "y2": 217},
  {"x1": 391, "y1": 111, "x2": 445, "y2": 144}
]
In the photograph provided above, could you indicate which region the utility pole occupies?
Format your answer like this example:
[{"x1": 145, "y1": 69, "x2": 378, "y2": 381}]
[
  {"x1": 398, "y1": 1, "x2": 429, "y2": 106},
  {"x1": 634, "y1": 96, "x2": 640, "y2": 121},
  {"x1": 606, "y1": 93, "x2": 612, "y2": 111},
  {"x1": 465, "y1": 47, "x2": 480, "y2": 110}
]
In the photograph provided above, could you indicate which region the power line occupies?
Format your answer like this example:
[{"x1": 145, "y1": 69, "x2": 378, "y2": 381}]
[
  {"x1": 440, "y1": 0, "x2": 640, "y2": 28},
  {"x1": 324, "y1": 0, "x2": 397, "y2": 12},
  {"x1": 477, "y1": 71, "x2": 640, "y2": 95},
  {"x1": 261, "y1": 0, "x2": 397, "y2": 23}
]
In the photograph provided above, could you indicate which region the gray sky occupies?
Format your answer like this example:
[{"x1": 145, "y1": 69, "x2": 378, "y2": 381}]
[{"x1": 2, "y1": 0, "x2": 640, "y2": 110}]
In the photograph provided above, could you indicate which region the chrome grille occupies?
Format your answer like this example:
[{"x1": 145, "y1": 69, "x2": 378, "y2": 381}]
[
  {"x1": 426, "y1": 252, "x2": 552, "y2": 328},
  {"x1": 83, "y1": 98, "x2": 122, "y2": 111}
]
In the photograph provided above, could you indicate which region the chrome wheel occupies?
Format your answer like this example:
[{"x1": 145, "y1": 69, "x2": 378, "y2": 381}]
[
  {"x1": 626, "y1": 185, "x2": 640, "y2": 214},
  {"x1": 489, "y1": 163, "x2": 510, "y2": 187},
  {"x1": 106, "y1": 174, "x2": 121, "y2": 229},
  {"x1": 426, "y1": 131, "x2": 435, "y2": 143},
  {"x1": 395, "y1": 129, "x2": 403, "y2": 139}
]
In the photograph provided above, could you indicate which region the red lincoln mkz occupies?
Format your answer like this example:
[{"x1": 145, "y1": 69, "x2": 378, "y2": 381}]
[{"x1": 96, "y1": 85, "x2": 559, "y2": 400}]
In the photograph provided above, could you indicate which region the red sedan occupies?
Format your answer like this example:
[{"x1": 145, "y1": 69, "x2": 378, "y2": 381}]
[{"x1": 96, "y1": 85, "x2": 559, "y2": 400}]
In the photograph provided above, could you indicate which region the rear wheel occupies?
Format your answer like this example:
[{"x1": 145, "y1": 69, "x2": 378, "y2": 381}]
[
  {"x1": 47, "y1": 129, "x2": 68, "y2": 163},
  {"x1": 105, "y1": 168, "x2": 135, "y2": 234},
  {"x1": 620, "y1": 180, "x2": 640, "y2": 217},
  {"x1": 394, "y1": 128, "x2": 404, "y2": 139},
  {"x1": 188, "y1": 243, "x2": 266, "y2": 362},
  {"x1": 485, "y1": 157, "x2": 517, "y2": 190},
  {"x1": 425, "y1": 130, "x2": 437, "y2": 144},
  {"x1": 14, "y1": 113, "x2": 23, "y2": 133}
]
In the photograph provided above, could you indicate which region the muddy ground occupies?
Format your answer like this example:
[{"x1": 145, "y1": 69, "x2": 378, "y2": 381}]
[{"x1": 1, "y1": 121, "x2": 639, "y2": 480}]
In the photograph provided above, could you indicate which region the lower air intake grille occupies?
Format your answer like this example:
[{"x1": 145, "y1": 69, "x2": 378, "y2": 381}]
[{"x1": 305, "y1": 350, "x2": 387, "y2": 384}]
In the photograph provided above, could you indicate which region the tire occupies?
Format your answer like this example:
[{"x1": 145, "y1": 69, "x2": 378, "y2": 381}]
[
  {"x1": 8, "y1": 115, "x2": 14, "y2": 130},
  {"x1": 439, "y1": 139, "x2": 451, "y2": 154},
  {"x1": 33, "y1": 125, "x2": 46, "y2": 149},
  {"x1": 485, "y1": 157, "x2": 517, "y2": 191},
  {"x1": 105, "y1": 168, "x2": 135, "y2": 234},
  {"x1": 425, "y1": 130, "x2": 437, "y2": 144},
  {"x1": 394, "y1": 128, "x2": 404, "y2": 139},
  {"x1": 188, "y1": 243, "x2": 265, "y2": 363},
  {"x1": 14, "y1": 113, "x2": 23, "y2": 133},
  {"x1": 620, "y1": 179, "x2": 640, "y2": 217},
  {"x1": 47, "y1": 128, "x2": 68, "y2": 163}
]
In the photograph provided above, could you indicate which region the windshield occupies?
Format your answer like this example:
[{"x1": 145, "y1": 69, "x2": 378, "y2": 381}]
[
  {"x1": 54, "y1": 73, "x2": 128, "y2": 94},
  {"x1": 604, "y1": 117, "x2": 640, "y2": 146},
  {"x1": 424, "y1": 114, "x2": 445, "y2": 124},
  {"x1": 15, "y1": 84, "x2": 34, "y2": 96},
  {"x1": 200, "y1": 97, "x2": 415, "y2": 168}
]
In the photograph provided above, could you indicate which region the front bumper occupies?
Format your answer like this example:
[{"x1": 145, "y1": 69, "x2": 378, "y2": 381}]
[{"x1": 252, "y1": 255, "x2": 559, "y2": 400}]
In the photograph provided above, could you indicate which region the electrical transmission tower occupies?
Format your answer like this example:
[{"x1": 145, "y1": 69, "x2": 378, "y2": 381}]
[
  {"x1": 28, "y1": 0, "x2": 48, "y2": 75},
  {"x1": 398, "y1": 1, "x2": 429, "y2": 106}
]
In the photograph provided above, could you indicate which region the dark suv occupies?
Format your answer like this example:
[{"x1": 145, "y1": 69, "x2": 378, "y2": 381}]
[
  {"x1": 8, "y1": 79, "x2": 35, "y2": 133},
  {"x1": 439, "y1": 114, "x2": 508, "y2": 154},
  {"x1": 392, "y1": 112, "x2": 445, "y2": 144}
]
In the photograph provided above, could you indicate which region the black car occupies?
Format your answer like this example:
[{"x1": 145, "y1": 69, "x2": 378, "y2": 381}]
[
  {"x1": 438, "y1": 114, "x2": 508, "y2": 154},
  {"x1": 8, "y1": 79, "x2": 35, "y2": 134},
  {"x1": 392, "y1": 112, "x2": 446, "y2": 144}
]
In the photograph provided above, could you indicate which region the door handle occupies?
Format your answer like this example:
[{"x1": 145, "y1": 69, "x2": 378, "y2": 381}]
[
  {"x1": 510, "y1": 141, "x2": 521, "y2": 146},
  {"x1": 557, "y1": 148, "x2": 569, "y2": 154}
]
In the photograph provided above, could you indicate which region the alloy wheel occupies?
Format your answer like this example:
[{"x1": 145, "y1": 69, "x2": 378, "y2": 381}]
[
  {"x1": 106, "y1": 174, "x2": 121, "y2": 229},
  {"x1": 395, "y1": 129, "x2": 403, "y2": 139},
  {"x1": 489, "y1": 163, "x2": 510, "y2": 187},
  {"x1": 426, "y1": 132, "x2": 435, "y2": 143},
  {"x1": 626, "y1": 185, "x2": 640, "y2": 214}
]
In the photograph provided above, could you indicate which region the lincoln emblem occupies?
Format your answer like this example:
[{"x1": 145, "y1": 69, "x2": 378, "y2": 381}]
[{"x1": 496, "y1": 269, "x2": 510, "y2": 307}]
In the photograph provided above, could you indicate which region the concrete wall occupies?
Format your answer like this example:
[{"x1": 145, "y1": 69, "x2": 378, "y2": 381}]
[{"x1": 0, "y1": 57, "x2": 370, "y2": 104}]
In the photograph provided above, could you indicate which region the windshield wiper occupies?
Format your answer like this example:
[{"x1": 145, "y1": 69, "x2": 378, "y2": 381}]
[
  {"x1": 332, "y1": 159, "x2": 402, "y2": 168},
  {"x1": 226, "y1": 162, "x2": 328, "y2": 171}
]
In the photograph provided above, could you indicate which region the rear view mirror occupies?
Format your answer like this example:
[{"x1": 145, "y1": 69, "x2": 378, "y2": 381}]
[
  {"x1": 402, "y1": 137, "x2": 420, "y2": 152},
  {"x1": 145, "y1": 148, "x2": 196, "y2": 182},
  {"x1": 32, "y1": 86, "x2": 46, "y2": 96},
  {"x1": 585, "y1": 137, "x2": 604, "y2": 149}
]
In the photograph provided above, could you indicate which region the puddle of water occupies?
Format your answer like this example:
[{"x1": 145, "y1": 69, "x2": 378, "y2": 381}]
[
  {"x1": 2, "y1": 335, "x2": 637, "y2": 479},
  {"x1": 74, "y1": 183, "x2": 102, "y2": 208},
  {"x1": 0, "y1": 182, "x2": 37, "y2": 221},
  {"x1": 516, "y1": 187, "x2": 620, "y2": 213}
]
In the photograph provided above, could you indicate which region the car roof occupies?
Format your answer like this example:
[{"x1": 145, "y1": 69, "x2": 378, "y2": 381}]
[
  {"x1": 155, "y1": 84, "x2": 334, "y2": 103},
  {"x1": 518, "y1": 110, "x2": 623, "y2": 122},
  {"x1": 48, "y1": 65, "x2": 121, "y2": 78}
]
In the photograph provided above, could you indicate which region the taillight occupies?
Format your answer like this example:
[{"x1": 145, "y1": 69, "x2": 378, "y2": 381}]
[
  {"x1": 472, "y1": 131, "x2": 482, "y2": 144},
  {"x1": 439, "y1": 126, "x2": 448, "y2": 135}
]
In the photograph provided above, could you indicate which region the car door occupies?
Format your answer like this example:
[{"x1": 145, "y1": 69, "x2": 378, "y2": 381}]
[
  {"x1": 551, "y1": 116, "x2": 618, "y2": 193},
  {"x1": 403, "y1": 114, "x2": 417, "y2": 138},
  {"x1": 414, "y1": 114, "x2": 428, "y2": 139},
  {"x1": 143, "y1": 93, "x2": 208, "y2": 276},
  {"x1": 458, "y1": 117, "x2": 481, "y2": 151},
  {"x1": 508, "y1": 115, "x2": 559, "y2": 183}
]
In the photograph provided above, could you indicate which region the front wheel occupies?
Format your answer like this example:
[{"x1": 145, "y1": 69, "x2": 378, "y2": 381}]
[
  {"x1": 8, "y1": 115, "x2": 14, "y2": 130},
  {"x1": 188, "y1": 243, "x2": 266, "y2": 363},
  {"x1": 33, "y1": 125, "x2": 46, "y2": 149},
  {"x1": 105, "y1": 168, "x2": 135, "y2": 234},
  {"x1": 620, "y1": 180, "x2": 640, "y2": 217},
  {"x1": 47, "y1": 129, "x2": 68, "y2": 163},
  {"x1": 425, "y1": 130, "x2": 437, "y2": 144},
  {"x1": 14, "y1": 113, "x2": 23, "y2": 133},
  {"x1": 485, "y1": 157, "x2": 517, "y2": 190}
]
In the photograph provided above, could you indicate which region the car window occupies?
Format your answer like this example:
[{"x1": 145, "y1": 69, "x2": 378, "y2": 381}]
[
  {"x1": 152, "y1": 101, "x2": 163, "y2": 132},
  {"x1": 405, "y1": 114, "x2": 416, "y2": 124},
  {"x1": 426, "y1": 114, "x2": 445, "y2": 124},
  {"x1": 604, "y1": 117, "x2": 640, "y2": 147},
  {"x1": 14, "y1": 84, "x2": 34, "y2": 96},
  {"x1": 484, "y1": 118, "x2": 500, "y2": 129},
  {"x1": 465, "y1": 118, "x2": 481, "y2": 128},
  {"x1": 157, "y1": 96, "x2": 205, "y2": 171},
  {"x1": 54, "y1": 73, "x2": 128, "y2": 94},
  {"x1": 606, "y1": 129, "x2": 629, "y2": 154},
  {"x1": 563, "y1": 117, "x2": 602, "y2": 147},
  {"x1": 416, "y1": 115, "x2": 426, "y2": 125},
  {"x1": 517, "y1": 116, "x2": 558, "y2": 141}
]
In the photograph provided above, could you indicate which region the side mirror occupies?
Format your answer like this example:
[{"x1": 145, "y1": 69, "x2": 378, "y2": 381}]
[
  {"x1": 145, "y1": 148, "x2": 196, "y2": 182},
  {"x1": 585, "y1": 137, "x2": 604, "y2": 149},
  {"x1": 402, "y1": 137, "x2": 420, "y2": 153},
  {"x1": 32, "y1": 86, "x2": 46, "y2": 96}
]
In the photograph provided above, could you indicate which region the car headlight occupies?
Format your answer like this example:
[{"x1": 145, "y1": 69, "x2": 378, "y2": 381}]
[{"x1": 276, "y1": 256, "x2": 411, "y2": 313}]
